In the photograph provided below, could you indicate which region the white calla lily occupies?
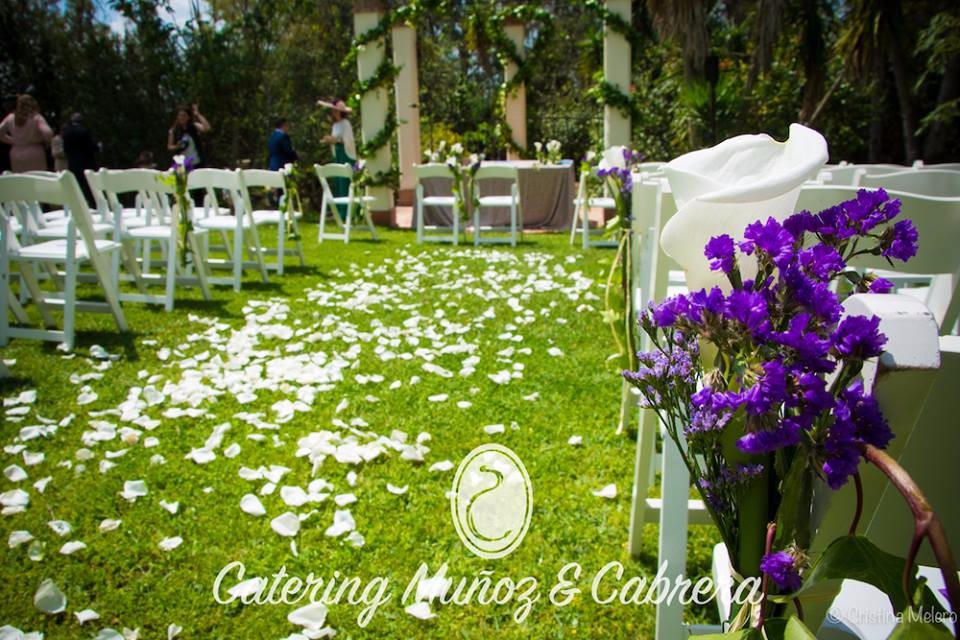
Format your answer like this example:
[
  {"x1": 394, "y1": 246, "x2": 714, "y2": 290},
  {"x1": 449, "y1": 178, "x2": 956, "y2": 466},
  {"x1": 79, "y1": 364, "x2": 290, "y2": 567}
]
[
  {"x1": 598, "y1": 145, "x2": 627, "y2": 170},
  {"x1": 660, "y1": 123, "x2": 828, "y2": 291}
]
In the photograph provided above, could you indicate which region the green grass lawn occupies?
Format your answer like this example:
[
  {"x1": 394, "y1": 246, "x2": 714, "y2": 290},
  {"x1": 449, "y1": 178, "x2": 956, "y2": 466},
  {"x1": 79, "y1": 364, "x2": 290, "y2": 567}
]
[{"x1": 0, "y1": 227, "x2": 719, "y2": 639}]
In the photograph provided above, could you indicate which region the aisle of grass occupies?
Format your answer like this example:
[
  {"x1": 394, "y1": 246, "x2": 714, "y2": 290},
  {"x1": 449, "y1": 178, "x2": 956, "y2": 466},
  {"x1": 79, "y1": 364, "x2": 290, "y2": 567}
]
[{"x1": 0, "y1": 227, "x2": 718, "y2": 638}]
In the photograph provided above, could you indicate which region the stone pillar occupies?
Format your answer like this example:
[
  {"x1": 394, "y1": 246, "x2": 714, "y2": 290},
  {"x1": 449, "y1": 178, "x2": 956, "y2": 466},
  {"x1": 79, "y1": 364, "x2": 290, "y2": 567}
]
[
  {"x1": 392, "y1": 22, "x2": 420, "y2": 208},
  {"x1": 603, "y1": 0, "x2": 631, "y2": 148},
  {"x1": 503, "y1": 17, "x2": 527, "y2": 160},
  {"x1": 354, "y1": 0, "x2": 393, "y2": 219}
]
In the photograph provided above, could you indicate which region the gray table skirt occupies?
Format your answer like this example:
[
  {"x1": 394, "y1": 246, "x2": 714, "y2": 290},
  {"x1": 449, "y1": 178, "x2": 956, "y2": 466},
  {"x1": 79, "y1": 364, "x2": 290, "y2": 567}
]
[{"x1": 421, "y1": 162, "x2": 575, "y2": 230}]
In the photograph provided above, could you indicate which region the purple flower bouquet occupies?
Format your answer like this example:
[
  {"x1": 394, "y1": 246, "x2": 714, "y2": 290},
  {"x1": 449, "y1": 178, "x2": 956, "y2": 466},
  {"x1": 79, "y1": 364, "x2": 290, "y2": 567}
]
[{"x1": 622, "y1": 188, "x2": 958, "y2": 635}]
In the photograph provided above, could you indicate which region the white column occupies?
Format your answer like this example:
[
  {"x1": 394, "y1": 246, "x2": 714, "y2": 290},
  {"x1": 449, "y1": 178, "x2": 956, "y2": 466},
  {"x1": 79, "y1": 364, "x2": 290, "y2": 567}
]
[
  {"x1": 354, "y1": 0, "x2": 393, "y2": 215},
  {"x1": 503, "y1": 18, "x2": 527, "y2": 160},
  {"x1": 392, "y1": 22, "x2": 420, "y2": 207},
  {"x1": 603, "y1": 0, "x2": 631, "y2": 149}
]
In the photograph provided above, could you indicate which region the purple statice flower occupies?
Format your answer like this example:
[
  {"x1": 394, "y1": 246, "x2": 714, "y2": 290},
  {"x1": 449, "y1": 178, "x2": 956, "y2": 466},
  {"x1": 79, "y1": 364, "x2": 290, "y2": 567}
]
[
  {"x1": 795, "y1": 372, "x2": 834, "y2": 413},
  {"x1": 705, "y1": 234, "x2": 736, "y2": 273},
  {"x1": 742, "y1": 217, "x2": 795, "y2": 267},
  {"x1": 856, "y1": 188, "x2": 901, "y2": 233},
  {"x1": 832, "y1": 315, "x2": 886, "y2": 360},
  {"x1": 821, "y1": 380, "x2": 893, "y2": 488},
  {"x1": 688, "y1": 287, "x2": 726, "y2": 315},
  {"x1": 761, "y1": 550, "x2": 803, "y2": 592},
  {"x1": 798, "y1": 244, "x2": 844, "y2": 281},
  {"x1": 781, "y1": 264, "x2": 842, "y2": 323},
  {"x1": 815, "y1": 203, "x2": 858, "y2": 240},
  {"x1": 744, "y1": 361, "x2": 789, "y2": 415},
  {"x1": 868, "y1": 277, "x2": 894, "y2": 294},
  {"x1": 773, "y1": 314, "x2": 835, "y2": 373},
  {"x1": 698, "y1": 463, "x2": 764, "y2": 513},
  {"x1": 686, "y1": 387, "x2": 744, "y2": 438},
  {"x1": 738, "y1": 417, "x2": 804, "y2": 454},
  {"x1": 650, "y1": 294, "x2": 698, "y2": 328},
  {"x1": 784, "y1": 210, "x2": 819, "y2": 239},
  {"x1": 882, "y1": 219, "x2": 919, "y2": 262},
  {"x1": 725, "y1": 289, "x2": 771, "y2": 339}
]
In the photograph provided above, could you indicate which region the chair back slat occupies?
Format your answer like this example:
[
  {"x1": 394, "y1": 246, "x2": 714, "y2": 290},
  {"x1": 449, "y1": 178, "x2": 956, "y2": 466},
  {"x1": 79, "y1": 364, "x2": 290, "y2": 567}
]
[
  {"x1": 475, "y1": 165, "x2": 518, "y2": 182},
  {"x1": 414, "y1": 163, "x2": 456, "y2": 181},
  {"x1": 861, "y1": 169, "x2": 960, "y2": 199}
]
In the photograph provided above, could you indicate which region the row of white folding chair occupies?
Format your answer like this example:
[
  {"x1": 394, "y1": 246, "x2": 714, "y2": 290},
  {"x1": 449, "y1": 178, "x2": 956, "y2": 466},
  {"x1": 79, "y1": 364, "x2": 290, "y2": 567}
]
[
  {"x1": 860, "y1": 169, "x2": 960, "y2": 198},
  {"x1": 93, "y1": 168, "x2": 212, "y2": 311},
  {"x1": 314, "y1": 163, "x2": 377, "y2": 244},
  {"x1": 0, "y1": 171, "x2": 128, "y2": 350},
  {"x1": 625, "y1": 177, "x2": 717, "y2": 639},
  {"x1": 817, "y1": 164, "x2": 908, "y2": 186},
  {"x1": 796, "y1": 186, "x2": 960, "y2": 334},
  {"x1": 411, "y1": 163, "x2": 524, "y2": 247}
]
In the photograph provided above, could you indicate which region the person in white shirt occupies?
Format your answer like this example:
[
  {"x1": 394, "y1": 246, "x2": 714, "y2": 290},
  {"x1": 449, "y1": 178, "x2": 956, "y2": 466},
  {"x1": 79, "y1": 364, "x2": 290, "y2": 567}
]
[{"x1": 318, "y1": 99, "x2": 355, "y2": 220}]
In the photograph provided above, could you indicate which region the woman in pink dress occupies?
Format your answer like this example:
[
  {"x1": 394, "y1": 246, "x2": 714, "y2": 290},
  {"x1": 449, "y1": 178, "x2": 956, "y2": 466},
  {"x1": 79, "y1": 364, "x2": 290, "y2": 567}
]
[{"x1": 0, "y1": 95, "x2": 53, "y2": 172}]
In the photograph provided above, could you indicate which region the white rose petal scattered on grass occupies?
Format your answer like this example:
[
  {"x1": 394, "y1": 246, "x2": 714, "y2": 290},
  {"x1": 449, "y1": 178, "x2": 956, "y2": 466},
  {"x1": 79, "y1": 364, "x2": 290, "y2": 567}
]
[
  {"x1": 9, "y1": 530, "x2": 33, "y2": 548},
  {"x1": 75, "y1": 609, "x2": 101, "y2": 624},
  {"x1": 404, "y1": 601, "x2": 437, "y2": 620},
  {"x1": 59, "y1": 540, "x2": 87, "y2": 555},
  {"x1": 167, "y1": 623, "x2": 183, "y2": 639},
  {"x1": 34, "y1": 579, "x2": 67, "y2": 614},
  {"x1": 158, "y1": 536, "x2": 183, "y2": 551},
  {"x1": 428, "y1": 460, "x2": 454, "y2": 472},
  {"x1": 592, "y1": 483, "x2": 617, "y2": 499},
  {"x1": 568, "y1": 435, "x2": 583, "y2": 446},
  {"x1": 48, "y1": 520, "x2": 72, "y2": 537},
  {"x1": 386, "y1": 483, "x2": 408, "y2": 495},
  {"x1": 271, "y1": 512, "x2": 301, "y2": 537},
  {"x1": 99, "y1": 519, "x2": 122, "y2": 532},
  {"x1": 483, "y1": 423, "x2": 505, "y2": 435}
]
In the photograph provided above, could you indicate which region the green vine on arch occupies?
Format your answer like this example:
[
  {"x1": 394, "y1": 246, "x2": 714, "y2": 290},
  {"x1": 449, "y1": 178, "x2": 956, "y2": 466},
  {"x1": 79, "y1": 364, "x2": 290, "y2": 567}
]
[
  {"x1": 584, "y1": 0, "x2": 643, "y2": 122},
  {"x1": 483, "y1": 4, "x2": 555, "y2": 155},
  {"x1": 342, "y1": 3, "x2": 422, "y2": 190}
]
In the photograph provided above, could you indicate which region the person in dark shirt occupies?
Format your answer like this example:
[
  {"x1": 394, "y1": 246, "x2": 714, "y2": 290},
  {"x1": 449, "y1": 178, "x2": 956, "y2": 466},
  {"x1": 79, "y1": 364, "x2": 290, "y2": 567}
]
[
  {"x1": 0, "y1": 94, "x2": 16, "y2": 173},
  {"x1": 267, "y1": 118, "x2": 298, "y2": 171},
  {"x1": 62, "y1": 112, "x2": 98, "y2": 205}
]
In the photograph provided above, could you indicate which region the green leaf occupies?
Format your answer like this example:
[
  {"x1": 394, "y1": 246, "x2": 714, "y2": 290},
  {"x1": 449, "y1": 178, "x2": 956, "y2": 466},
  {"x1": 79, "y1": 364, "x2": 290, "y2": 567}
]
[
  {"x1": 761, "y1": 616, "x2": 818, "y2": 640},
  {"x1": 887, "y1": 621, "x2": 956, "y2": 639},
  {"x1": 790, "y1": 535, "x2": 943, "y2": 616},
  {"x1": 695, "y1": 630, "x2": 763, "y2": 640}
]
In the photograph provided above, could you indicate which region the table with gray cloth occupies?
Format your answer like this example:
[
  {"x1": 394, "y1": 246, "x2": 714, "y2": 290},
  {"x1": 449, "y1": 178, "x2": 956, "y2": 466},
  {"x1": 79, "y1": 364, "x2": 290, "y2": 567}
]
[{"x1": 420, "y1": 160, "x2": 574, "y2": 230}]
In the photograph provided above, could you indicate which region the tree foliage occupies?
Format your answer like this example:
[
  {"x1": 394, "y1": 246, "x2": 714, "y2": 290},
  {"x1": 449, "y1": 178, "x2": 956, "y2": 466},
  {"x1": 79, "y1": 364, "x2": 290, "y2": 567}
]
[{"x1": 1, "y1": 0, "x2": 956, "y2": 176}]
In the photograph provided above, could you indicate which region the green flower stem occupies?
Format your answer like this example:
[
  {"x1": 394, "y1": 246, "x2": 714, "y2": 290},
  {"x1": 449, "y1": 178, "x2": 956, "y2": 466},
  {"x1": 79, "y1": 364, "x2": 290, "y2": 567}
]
[
  {"x1": 721, "y1": 413, "x2": 769, "y2": 578},
  {"x1": 862, "y1": 443, "x2": 960, "y2": 633}
]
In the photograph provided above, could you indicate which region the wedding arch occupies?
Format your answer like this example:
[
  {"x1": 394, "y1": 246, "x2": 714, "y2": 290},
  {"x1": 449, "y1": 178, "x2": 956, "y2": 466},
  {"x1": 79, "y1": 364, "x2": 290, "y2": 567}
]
[{"x1": 346, "y1": 0, "x2": 636, "y2": 220}]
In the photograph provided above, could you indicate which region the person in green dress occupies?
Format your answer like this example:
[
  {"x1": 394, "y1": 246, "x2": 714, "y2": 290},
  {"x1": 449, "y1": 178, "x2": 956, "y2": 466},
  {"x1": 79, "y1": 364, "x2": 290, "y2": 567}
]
[{"x1": 318, "y1": 99, "x2": 355, "y2": 220}]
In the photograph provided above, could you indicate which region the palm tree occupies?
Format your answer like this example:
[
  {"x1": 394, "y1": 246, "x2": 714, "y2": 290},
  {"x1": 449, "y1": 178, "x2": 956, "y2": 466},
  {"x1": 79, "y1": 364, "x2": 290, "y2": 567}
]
[{"x1": 837, "y1": 0, "x2": 919, "y2": 162}]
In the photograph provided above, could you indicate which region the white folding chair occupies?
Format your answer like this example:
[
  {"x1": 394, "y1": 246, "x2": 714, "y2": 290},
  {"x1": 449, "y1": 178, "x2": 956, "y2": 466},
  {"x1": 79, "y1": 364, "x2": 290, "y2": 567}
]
[
  {"x1": 626, "y1": 178, "x2": 715, "y2": 640},
  {"x1": 240, "y1": 168, "x2": 305, "y2": 275},
  {"x1": 860, "y1": 169, "x2": 960, "y2": 199},
  {"x1": 414, "y1": 163, "x2": 463, "y2": 245},
  {"x1": 796, "y1": 186, "x2": 960, "y2": 334},
  {"x1": 188, "y1": 168, "x2": 269, "y2": 292},
  {"x1": 570, "y1": 165, "x2": 617, "y2": 249},
  {"x1": 0, "y1": 172, "x2": 128, "y2": 350},
  {"x1": 314, "y1": 163, "x2": 377, "y2": 243},
  {"x1": 99, "y1": 168, "x2": 211, "y2": 311},
  {"x1": 472, "y1": 165, "x2": 523, "y2": 247}
]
